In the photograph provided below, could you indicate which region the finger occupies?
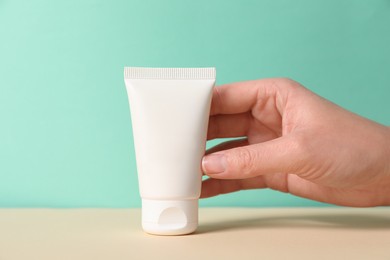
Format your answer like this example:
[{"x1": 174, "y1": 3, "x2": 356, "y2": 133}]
[
  {"x1": 202, "y1": 135, "x2": 306, "y2": 179},
  {"x1": 207, "y1": 112, "x2": 251, "y2": 140},
  {"x1": 207, "y1": 113, "x2": 280, "y2": 141},
  {"x1": 206, "y1": 138, "x2": 249, "y2": 155},
  {"x1": 210, "y1": 78, "x2": 284, "y2": 116},
  {"x1": 200, "y1": 176, "x2": 267, "y2": 198}
]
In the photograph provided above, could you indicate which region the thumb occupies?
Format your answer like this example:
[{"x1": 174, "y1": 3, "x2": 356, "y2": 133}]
[{"x1": 202, "y1": 136, "x2": 304, "y2": 179}]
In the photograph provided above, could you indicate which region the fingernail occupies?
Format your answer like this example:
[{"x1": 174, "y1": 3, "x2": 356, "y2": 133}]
[{"x1": 202, "y1": 154, "x2": 226, "y2": 175}]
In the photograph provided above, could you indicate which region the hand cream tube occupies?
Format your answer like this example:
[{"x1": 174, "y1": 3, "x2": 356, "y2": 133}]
[{"x1": 124, "y1": 67, "x2": 216, "y2": 235}]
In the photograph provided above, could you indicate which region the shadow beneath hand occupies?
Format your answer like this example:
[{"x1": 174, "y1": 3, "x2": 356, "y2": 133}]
[{"x1": 196, "y1": 210, "x2": 390, "y2": 234}]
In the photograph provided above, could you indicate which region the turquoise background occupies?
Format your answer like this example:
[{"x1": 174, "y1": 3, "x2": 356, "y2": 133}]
[{"x1": 0, "y1": 0, "x2": 389, "y2": 207}]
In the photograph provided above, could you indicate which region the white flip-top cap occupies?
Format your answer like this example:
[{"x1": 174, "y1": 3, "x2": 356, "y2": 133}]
[{"x1": 141, "y1": 199, "x2": 198, "y2": 235}]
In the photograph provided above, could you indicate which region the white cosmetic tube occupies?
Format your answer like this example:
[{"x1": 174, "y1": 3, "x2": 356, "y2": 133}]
[{"x1": 124, "y1": 67, "x2": 216, "y2": 235}]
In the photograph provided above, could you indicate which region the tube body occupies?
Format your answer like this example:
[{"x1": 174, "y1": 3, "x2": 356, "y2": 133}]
[{"x1": 124, "y1": 67, "x2": 215, "y2": 235}]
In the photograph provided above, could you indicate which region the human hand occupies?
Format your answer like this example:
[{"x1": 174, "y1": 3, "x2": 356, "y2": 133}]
[{"x1": 201, "y1": 78, "x2": 390, "y2": 207}]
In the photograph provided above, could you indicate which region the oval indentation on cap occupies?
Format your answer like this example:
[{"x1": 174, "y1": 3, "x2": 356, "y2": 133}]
[{"x1": 158, "y1": 207, "x2": 187, "y2": 227}]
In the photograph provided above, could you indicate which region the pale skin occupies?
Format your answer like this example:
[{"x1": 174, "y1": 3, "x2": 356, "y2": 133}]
[{"x1": 201, "y1": 78, "x2": 390, "y2": 207}]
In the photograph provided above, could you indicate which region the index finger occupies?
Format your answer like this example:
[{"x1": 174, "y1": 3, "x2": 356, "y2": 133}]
[{"x1": 210, "y1": 78, "x2": 279, "y2": 116}]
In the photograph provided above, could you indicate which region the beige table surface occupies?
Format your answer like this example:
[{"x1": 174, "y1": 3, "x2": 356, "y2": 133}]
[{"x1": 0, "y1": 207, "x2": 389, "y2": 260}]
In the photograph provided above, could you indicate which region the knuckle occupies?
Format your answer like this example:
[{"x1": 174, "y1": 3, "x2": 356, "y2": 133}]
[
  {"x1": 275, "y1": 78, "x2": 303, "y2": 92},
  {"x1": 229, "y1": 148, "x2": 256, "y2": 177},
  {"x1": 277, "y1": 77, "x2": 297, "y2": 86}
]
